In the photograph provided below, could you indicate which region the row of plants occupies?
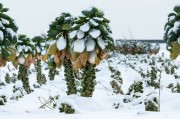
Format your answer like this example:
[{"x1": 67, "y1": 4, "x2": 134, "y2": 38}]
[
  {"x1": 115, "y1": 40, "x2": 160, "y2": 55},
  {"x1": 0, "y1": 3, "x2": 114, "y2": 97}
]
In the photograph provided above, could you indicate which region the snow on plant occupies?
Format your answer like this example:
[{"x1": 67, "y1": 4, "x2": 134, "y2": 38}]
[
  {"x1": 0, "y1": 3, "x2": 18, "y2": 67},
  {"x1": 164, "y1": 4, "x2": 180, "y2": 59},
  {"x1": 71, "y1": 6, "x2": 114, "y2": 70},
  {"x1": 32, "y1": 36, "x2": 48, "y2": 60},
  {"x1": 47, "y1": 12, "x2": 77, "y2": 95},
  {"x1": 116, "y1": 40, "x2": 160, "y2": 55},
  {"x1": 32, "y1": 36, "x2": 47, "y2": 86},
  {"x1": 70, "y1": 6, "x2": 114, "y2": 97},
  {"x1": 14, "y1": 35, "x2": 35, "y2": 94},
  {"x1": 13, "y1": 34, "x2": 36, "y2": 68},
  {"x1": 47, "y1": 12, "x2": 75, "y2": 67}
]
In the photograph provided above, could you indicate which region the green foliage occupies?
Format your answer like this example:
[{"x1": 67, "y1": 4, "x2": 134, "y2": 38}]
[
  {"x1": 47, "y1": 12, "x2": 77, "y2": 95},
  {"x1": 0, "y1": 95, "x2": 7, "y2": 105},
  {"x1": 48, "y1": 12, "x2": 74, "y2": 40},
  {"x1": 172, "y1": 83, "x2": 180, "y2": 93},
  {"x1": 108, "y1": 65, "x2": 123, "y2": 95},
  {"x1": 10, "y1": 85, "x2": 24, "y2": 100},
  {"x1": 0, "y1": 3, "x2": 18, "y2": 60},
  {"x1": 80, "y1": 63, "x2": 96, "y2": 97},
  {"x1": 116, "y1": 40, "x2": 160, "y2": 55},
  {"x1": 16, "y1": 34, "x2": 35, "y2": 57},
  {"x1": 18, "y1": 65, "x2": 32, "y2": 94},
  {"x1": 72, "y1": 6, "x2": 114, "y2": 54},
  {"x1": 127, "y1": 81, "x2": 143, "y2": 98},
  {"x1": 32, "y1": 35, "x2": 48, "y2": 56},
  {"x1": 5, "y1": 73, "x2": 11, "y2": 84},
  {"x1": 146, "y1": 67, "x2": 160, "y2": 89},
  {"x1": 64, "y1": 58, "x2": 77, "y2": 95},
  {"x1": 144, "y1": 96, "x2": 159, "y2": 112},
  {"x1": 59, "y1": 103, "x2": 75, "y2": 114},
  {"x1": 164, "y1": 4, "x2": 180, "y2": 59}
]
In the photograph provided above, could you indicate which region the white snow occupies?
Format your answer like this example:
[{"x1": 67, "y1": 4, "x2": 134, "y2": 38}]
[
  {"x1": 173, "y1": 21, "x2": 180, "y2": 33},
  {"x1": 88, "y1": 50, "x2": 96, "y2": 63},
  {"x1": 0, "y1": 44, "x2": 180, "y2": 119},
  {"x1": 93, "y1": 17, "x2": 104, "y2": 21},
  {"x1": 40, "y1": 42, "x2": 46, "y2": 47},
  {"x1": 80, "y1": 23, "x2": 90, "y2": 32},
  {"x1": 0, "y1": 21, "x2": 4, "y2": 28},
  {"x1": 86, "y1": 6, "x2": 94, "y2": 11},
  {"x1": 70, "y1": 30, "x2": 78, "y2": 39},
  {"x1": 77, "y1": 30, "x2": 85, "y2": 39},
  {"x1": 89, "y1": 29, "x2": 101, "y2": 39},
  {"x1": 169, "y1": 16, "x2": 175, "y2": 21},
  {"x1": 41, "y1": 49, "x2": 47, "y2": 55},
  {"x1": 1, "y1": 18, "x2": 9, "y2": 25},
  {"x1": 90, "y1": 19, "x2": 99, "y2": 26},
  {"x1": 56, "y1": 36, "x2": 67, "y2": 51},
  {"x1": 6, "y1": 28, "x2": 16, "y2": 37},
  {"x1": 18, "y1": 56, "x2": 25, "y2": 64},
  {"x1": 85, "y1": 37, "x2": 95, "y2": 51},
  {"x1": 36, "y1": 46, "x2": 41, "y2": 53},
  {"x1": 97, "y1": 37, "x2": 106, "y2": 49},
  {"x1": 24, "y1": 46, "x2": 29, "y2": 52},
  {"x1": 73, "y1": 39, "x2": 85, "y2": 53},
  {"x1": 17, "y1": 45, "x2": 23, "y2": 52},
  {"x1": 0, "y1": 30, "x2": 4, "y2": 41}
]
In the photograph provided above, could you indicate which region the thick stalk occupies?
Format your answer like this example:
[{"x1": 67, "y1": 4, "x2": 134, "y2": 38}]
[
  {"x1": 64, "y1": 57, "x2": 77, "y2": 95},
  {"x1": 80, "y1": 63, "x2": 96, "y2": 97},
  {"x1": 48, "y1": 67, "x2": 56, "y2": 81},
  {"x1": 18, "y1": 65, "x2": 31, "y2": 94},
  {"x1": 36, "y1": 59, "x2": 46, "y2": 85}
]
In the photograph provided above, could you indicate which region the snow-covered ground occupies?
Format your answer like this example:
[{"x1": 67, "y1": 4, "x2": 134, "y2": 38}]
[{"x1": 0, "y1": 44, "x2": 180, "y2": 119}]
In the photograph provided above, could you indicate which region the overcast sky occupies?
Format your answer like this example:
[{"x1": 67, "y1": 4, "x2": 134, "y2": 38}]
[{"x1": 1, "y1": 0, "x2": 180, "y2": 40}]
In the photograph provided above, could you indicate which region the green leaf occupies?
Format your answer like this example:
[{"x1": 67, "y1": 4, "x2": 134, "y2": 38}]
[
  {"x1": 3, "y1": 39, "x2": 11, "y2": 46},
  {"x1": 174, "y1": 5, "x2": 180, "y2": 13},
  {"x1": 1, "y1": 8, "x2": 9, "y2": 12},
  {"x1": 62, "y1": 24, "x2": 71, "y2": 30}
]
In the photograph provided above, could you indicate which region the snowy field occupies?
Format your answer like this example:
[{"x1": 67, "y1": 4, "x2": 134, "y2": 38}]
[{"x1": 0, "y1": 44, "x2": 180, "y2": 119}]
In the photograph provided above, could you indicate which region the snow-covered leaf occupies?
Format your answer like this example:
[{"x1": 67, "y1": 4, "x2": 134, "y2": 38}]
[
  {"x1": 40, "y1": 42, "x2": 46, "y2": 47},
  {"x1": 173, "y1": 21, "x2": 180, "y2": 33},
  {"x1": 17, "y1": 45, "x2": 23, "y2": 52},
  {"x1": 90, "y1": 19, "x2": 99, "y2": 26},
  {"x1": 80, "y1": 23, "x2": 90, "y2": 32},
  {"x1": 73, "y1": 39, "x2": 85, "y2": 53},
  {"x1": 25, "y1": 46, "x2": 29, "y2": 52},
  {"x1": 93, "y1": 17, "x2": 103, "y2": 21},
  {"x1": 77, "y1": 30, "x2": 85, "y2": 39},
  {"x1": 85, "y1": 37, "x2": 95, "y2": 51},
  {"x1": 36, "y1": 46, "x2": 41, "y2": 53},
  {"x1": 0, "y1": 30, "x2": 4, "y2": 41},
  {"x1": 6, "y1": 28, "x2": 16, "y2": 37},
  {"x1": 98, "y1": 37, "x2": 106, "y2": 49},
  {"x1": 89, "y1": 29, "x2": 101, "y2": 39},
  {"x1": 70, "y1": 30, "x2": 78, "y2": 39},
  {"x1": 28, "y1": 46, "x2": 32, "y2": 52},
  {"x1": 56, "y1": 36, "x2": 67, "y2": 51},
  {"x1": 1, "y1": 18, "x2": 9, "y2": 25},
  {"x1": 0, "y1": 22, "x2": 4, "y2": 28}
]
